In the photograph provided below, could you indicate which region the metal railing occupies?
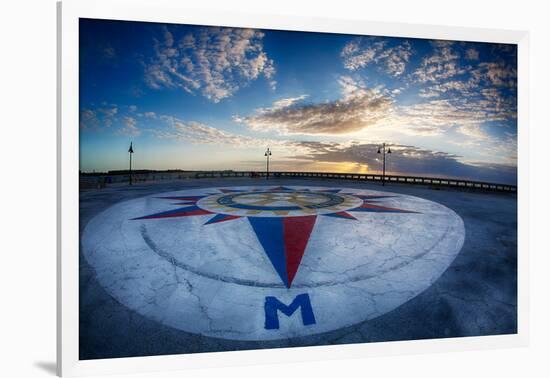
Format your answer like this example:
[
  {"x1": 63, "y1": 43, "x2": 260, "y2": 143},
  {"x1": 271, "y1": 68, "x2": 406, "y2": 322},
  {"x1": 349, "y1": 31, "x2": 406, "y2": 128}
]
[
  {"x1": 80, "y1": 170, "x2": 516, "y2": 193},
  {"x1": 194, "y1": 171, "x2": 517, "y2": 193},
  {"x1": 79, "y1": 171, "x2": 197, "y2": 190}
]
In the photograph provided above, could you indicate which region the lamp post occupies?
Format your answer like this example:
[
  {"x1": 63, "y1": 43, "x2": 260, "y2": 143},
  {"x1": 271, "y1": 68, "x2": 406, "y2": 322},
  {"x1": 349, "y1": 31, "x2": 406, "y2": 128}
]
[
  {"x1": 128, "y1": 142, "x2": 134, "y2": 186},
  {"x1": 264, "y1": 147, "x2": 272, "y2": 180},
  {"x1": 377, "y1": 143, "x2": 391, "y2": 186}
]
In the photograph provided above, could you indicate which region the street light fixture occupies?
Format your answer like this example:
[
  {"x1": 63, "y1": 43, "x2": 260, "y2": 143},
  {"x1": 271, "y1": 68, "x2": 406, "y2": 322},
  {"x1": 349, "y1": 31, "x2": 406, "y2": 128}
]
[
  {"x1": 264, "y1": 147, "x2": 272, "y2": 180},
  {"x1": 128, "y1": 141, "x2": 134, "y2": 186},
  {"x1": 377, "y1": 143, "x2": 391, "y2": 186}
]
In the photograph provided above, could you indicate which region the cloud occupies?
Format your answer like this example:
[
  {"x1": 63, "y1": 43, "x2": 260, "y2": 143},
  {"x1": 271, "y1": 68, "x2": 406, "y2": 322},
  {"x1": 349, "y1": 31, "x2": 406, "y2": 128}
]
[
  {"x1": 474, "y1": 62, "x2": 517, "y2": 88},
  {"x1": 138, "y1": 111, "x2": 158, "y2": 119},
  {"x1": 413, "y1": 43, "x2": 516, "y2": 102},
  {"x1": 292, "y1": 141, "x2": 516, "y2": 184},
  {"x1": 413, "y1": 41, "x2": 465, "y2": 83},
  {"x1": 391, "y1": 98, "x2": 508, "y2": 138},
  {"x1": 145, "y1": 115, "x2": 514, "y2": 184},
  {"x1": 418, "y1": 79, "x2": 477, "y2": 98},
  {"x1": 79, "y1": 109, "x2": 97, "y2": 129},
  {"x1": 145, "y1": 26, "x2": 276, "y2": 102},
  {"x1": 79, "y1": 105, "x2": 118, "y2": 129},
  {"x1": 235, "y1": 70, "x2": 512, "y2": 141},
  {"x1": 407, "y1": 45, "x2": 516, "y2": 141},
  {"x1": 271, "y1": 95, "x2": 309, "y2": 109},
  {"x1": 116, "y1": 116, "x2": 141, "y2": 136},
  {"x1": 235, "y1": 77, "x2": 394, "y2": 135},
  {"x1": 80, "y1": 104, "x2": 147, "y2": 137},
  {"x1": 342, "y1": 37, "x2": 413, "y2": 76},
  {"x1": 102, "y1": 46, "x2": 116, "y2": 60},
  {"x1": 154, "y1": 119, "x2": 251, "y2": 145},
  {"x1": 465, "y1": 48, "x2": 479, "y2": 60},
  {"x1": 152, "y1": 116, "x2": 287, "y2": 148}
]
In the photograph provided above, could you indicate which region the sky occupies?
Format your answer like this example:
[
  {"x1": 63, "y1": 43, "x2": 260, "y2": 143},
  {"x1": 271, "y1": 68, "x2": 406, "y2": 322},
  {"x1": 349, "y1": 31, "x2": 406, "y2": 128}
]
[{"x1": 79, "y1": 19, "x2": 518, "y2": 184}]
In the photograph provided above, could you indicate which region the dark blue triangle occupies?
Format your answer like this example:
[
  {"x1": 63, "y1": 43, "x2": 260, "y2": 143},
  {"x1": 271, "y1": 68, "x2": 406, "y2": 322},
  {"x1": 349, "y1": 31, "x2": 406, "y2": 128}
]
[
  {"x1": 204, "y1": 213, "x2": 234, "y2": 225},
  {"x1": 356, "y1": 195, "x2": 396, "y2": 200},
  {"x1": 218, "y1": 189, "x2": 247, "y2": 193},
  {"x1": 131, "y1": 205, "x2": 204, "y2": 220},
  {"x1": 318, "y1": 189, "x2": 342, "y2": 193},
  {"x1": 248, "y1": 217, "x2": 288, "y2": 287},
  {"x1": 322, "y1": 212, "x2": 357, "y2": 220}
]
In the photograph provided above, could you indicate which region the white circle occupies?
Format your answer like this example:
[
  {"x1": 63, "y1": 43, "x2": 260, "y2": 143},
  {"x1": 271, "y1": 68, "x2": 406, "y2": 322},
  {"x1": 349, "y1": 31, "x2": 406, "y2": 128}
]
[{"x1": 82, "y1": 186, "x2": 465, "y2": 340}]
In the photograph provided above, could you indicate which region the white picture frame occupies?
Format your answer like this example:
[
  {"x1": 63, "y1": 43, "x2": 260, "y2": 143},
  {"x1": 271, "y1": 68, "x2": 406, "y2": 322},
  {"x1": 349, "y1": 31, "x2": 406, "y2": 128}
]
[{"x1": 57, "y1": 0, "x2": 529, "y2": 376}]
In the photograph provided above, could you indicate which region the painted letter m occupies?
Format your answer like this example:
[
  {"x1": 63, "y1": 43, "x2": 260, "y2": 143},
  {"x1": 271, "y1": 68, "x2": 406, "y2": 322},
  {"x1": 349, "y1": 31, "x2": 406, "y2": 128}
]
[{"x1": 264, "y1": 293, "x2": 316, "y2": 330}]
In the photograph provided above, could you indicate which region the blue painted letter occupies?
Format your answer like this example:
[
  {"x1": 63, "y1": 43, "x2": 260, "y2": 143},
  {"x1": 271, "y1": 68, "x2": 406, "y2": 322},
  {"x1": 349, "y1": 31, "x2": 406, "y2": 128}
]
[{"x1": 264, "y1": 293, "x2": 316, "y2": 330}]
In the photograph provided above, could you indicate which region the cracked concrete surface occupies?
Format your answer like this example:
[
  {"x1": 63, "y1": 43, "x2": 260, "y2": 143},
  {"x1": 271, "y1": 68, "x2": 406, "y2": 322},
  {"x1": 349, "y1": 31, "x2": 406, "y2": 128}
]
[{"x1": 79, "y1": 178, "x2": 517, "y2": 359}]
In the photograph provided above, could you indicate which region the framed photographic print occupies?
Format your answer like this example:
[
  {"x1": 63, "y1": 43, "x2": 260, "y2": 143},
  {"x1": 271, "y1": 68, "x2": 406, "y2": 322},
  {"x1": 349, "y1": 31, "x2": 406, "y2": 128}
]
[{"x1": 57, "y1": 0, "x2": 529, "y2": 376}]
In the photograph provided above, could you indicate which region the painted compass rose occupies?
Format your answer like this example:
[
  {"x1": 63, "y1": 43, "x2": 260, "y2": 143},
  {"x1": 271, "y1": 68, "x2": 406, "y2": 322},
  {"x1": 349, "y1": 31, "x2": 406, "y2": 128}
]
[
  {"x1": 82, "y1": 186, "x2": 465, "y2": 340},
  {"x1": 133, "y1": 186, "x2": 416, "y2": 288}
]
